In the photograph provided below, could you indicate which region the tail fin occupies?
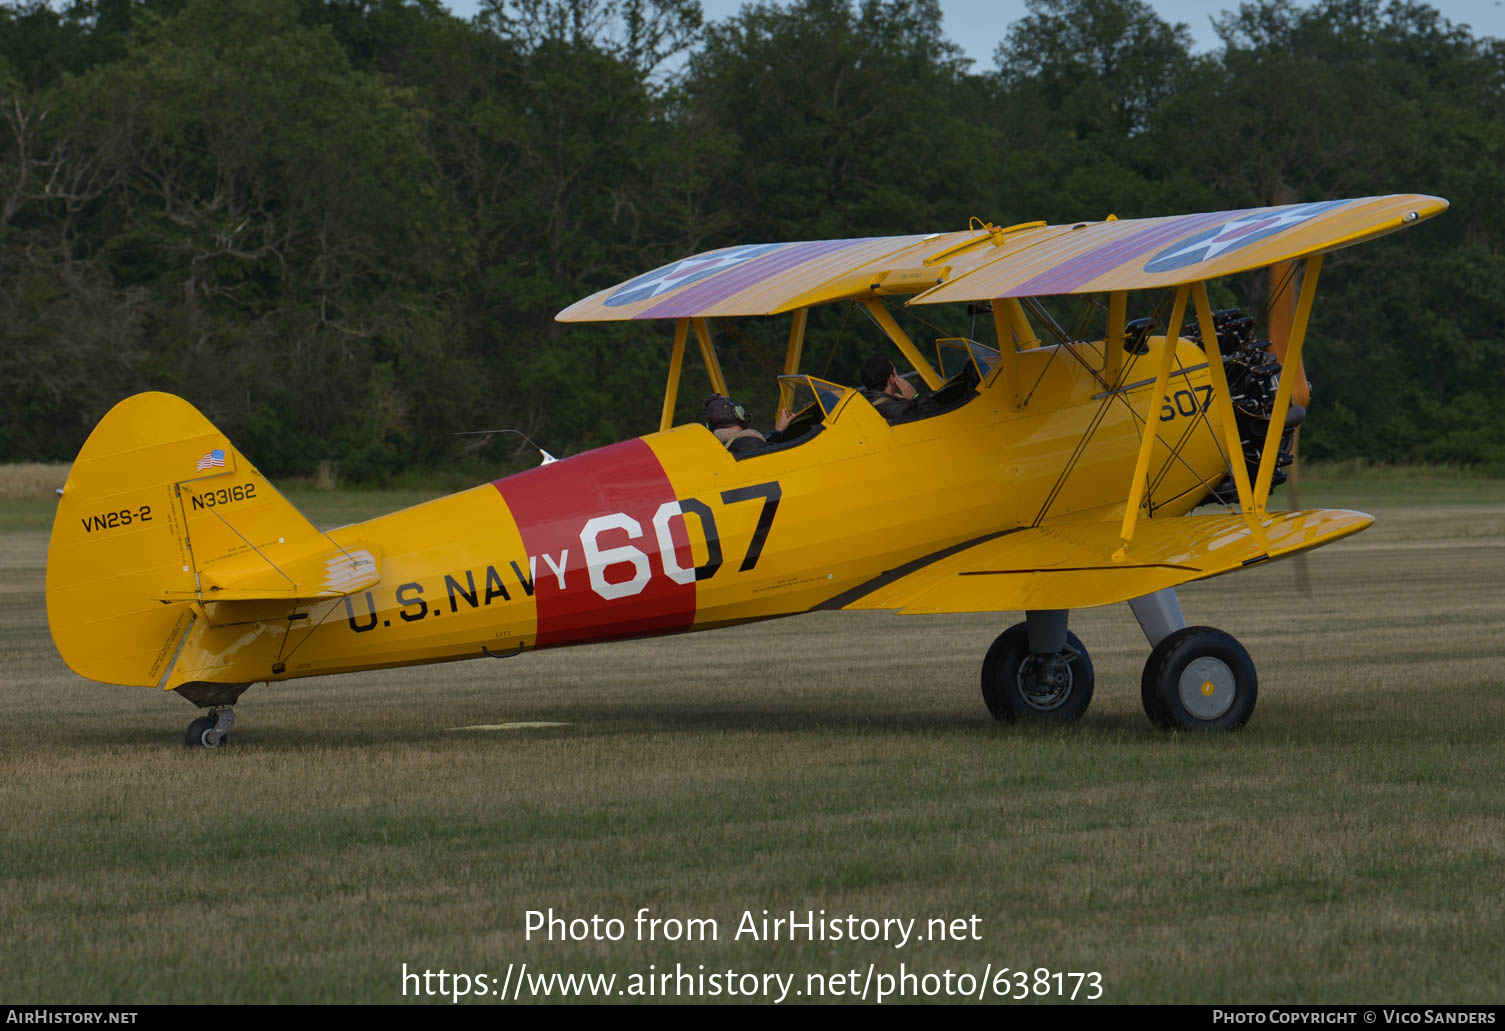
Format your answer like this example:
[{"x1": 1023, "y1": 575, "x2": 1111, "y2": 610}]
[{"x1": 46, "y1": 392, "x2": 350, "y2": 688}]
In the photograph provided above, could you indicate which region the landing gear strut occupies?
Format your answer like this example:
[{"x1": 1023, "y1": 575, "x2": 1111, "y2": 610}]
[
  {"x1": 980, "y1": 610, "x2": 1094, "y2": 723},
  {"x1": 184, "y1": 706, "x2": 235, "y2": 749}
]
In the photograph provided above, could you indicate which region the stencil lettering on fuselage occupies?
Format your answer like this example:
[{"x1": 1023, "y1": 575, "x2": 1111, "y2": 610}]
[{"x1": 493, "y1": 439, "x2": 696, "y2": 647}]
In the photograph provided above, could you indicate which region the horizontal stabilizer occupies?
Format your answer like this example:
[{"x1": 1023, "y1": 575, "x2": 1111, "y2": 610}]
[
  {"x1": 160, "y1": 542, "x2": 381, "y2": 603},
  {"x1": 840, "y1": 509, "x2": 1372, "y2": 614}
]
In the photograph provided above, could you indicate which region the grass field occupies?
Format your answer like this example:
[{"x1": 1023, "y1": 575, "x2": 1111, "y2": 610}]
[{"x1": 1, "y1": 466, "x2": 1502, "y2": 1004}]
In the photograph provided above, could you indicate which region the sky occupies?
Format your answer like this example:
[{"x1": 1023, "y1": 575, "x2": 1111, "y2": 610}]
[{"x1": 442, "y1": 0, "x2": 1505, "y2": 69}]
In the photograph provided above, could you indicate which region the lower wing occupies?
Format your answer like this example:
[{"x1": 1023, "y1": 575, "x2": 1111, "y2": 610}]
[{"x1": 838, "y1": 509, "x2": 1372, "y2": 613}]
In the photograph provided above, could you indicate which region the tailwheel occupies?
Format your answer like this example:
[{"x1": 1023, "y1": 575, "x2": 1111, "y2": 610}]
[
  {"x1": 981, "y1": 623, "x2": 1094, "y2": 723},
  {"x1": 1141, "y1": 627, "x2": 1257, "y2": 731},
  {"x1": 184, "y1": 706, "x2": 235, "y2": 748}
]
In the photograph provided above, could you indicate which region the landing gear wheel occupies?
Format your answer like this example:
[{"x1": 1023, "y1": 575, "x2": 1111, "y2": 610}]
[
  {"x1": 981, "y1": 623, "x2": 1094, "y2": 723},
  {"x1": 1141, "y1": 626, "x2": 1257, "y2": 731},
  {"x1": 185, "y1": 717, "x2": 224, "y2": 748},
  {"x1": 184, "y1": 707, "x2": 234, "y2": 748}
]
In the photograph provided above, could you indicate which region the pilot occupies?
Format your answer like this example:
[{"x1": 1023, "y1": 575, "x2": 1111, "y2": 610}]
[
  {"x1": 859, "y1": 353, "x2": 936, "y2": 424},
  {"x1": 704, "y1": 395, "x2": 792, "y2": 456}
]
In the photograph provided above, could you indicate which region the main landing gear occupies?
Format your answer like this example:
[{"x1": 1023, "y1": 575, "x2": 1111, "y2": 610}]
[
  {"x1": 979, "y1": 591, "x2": 1257, "y2": 731},
  {"x1": 1129, "y1": 588, "x2": 1257, "y2": 731},
  {"x1": 1140, "y1": 626, "x2": 1257, "y2": 731},
  {"x1": 980, "y1": 610, "x2": 1095, "y2": 723}
]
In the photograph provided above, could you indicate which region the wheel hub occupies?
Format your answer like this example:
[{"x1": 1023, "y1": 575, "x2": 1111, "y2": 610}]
[
  {"x1": 1017, "y1": 652, "x2": 1076, "y2": 711},
  {"x1": 1179, "y1": 656, "x2": 1236, "y2": 720}
]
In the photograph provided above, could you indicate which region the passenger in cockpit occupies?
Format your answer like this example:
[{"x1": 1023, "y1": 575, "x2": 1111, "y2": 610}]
[
  {"x1": 704, "y1": 394, "x2": 792, "y2": 456},
  {"x1": 859, "y1": 353, "x2": 939, "y2": 425}
]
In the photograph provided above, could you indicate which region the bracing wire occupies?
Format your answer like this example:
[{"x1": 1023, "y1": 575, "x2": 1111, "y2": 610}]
[
  {"x1": 715, "y1": 318, "x2": 783, "y2": 377},
  {"x1": 820, "y1": 302, "x2": 855, "y2": 380}
]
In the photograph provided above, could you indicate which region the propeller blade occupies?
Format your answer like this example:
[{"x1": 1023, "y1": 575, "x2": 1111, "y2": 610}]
[{"x1": 1268, "y1": 240, "x2": 1313, "y2": 595}]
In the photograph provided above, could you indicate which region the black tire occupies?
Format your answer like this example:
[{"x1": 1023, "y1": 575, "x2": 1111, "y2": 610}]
[
  {"x1": 981, "y1": 622, "x2": 1094, "y2": 723},
  {"x1": 1141, "y1": 626, "x2": 1257, "y2": 731},
  {"x1": 184, "y1": 715, "x2": 228, "y2": 749}
]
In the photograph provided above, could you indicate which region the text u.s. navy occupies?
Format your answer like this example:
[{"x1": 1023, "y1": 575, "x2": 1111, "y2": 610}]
[{"x1": 525, "y1": 908, "x2": 981, "y2": 948}]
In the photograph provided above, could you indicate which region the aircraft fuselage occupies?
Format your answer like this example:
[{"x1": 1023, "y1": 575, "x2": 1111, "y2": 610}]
[{"x1": 165, "y1": 336, "x2": 1224, "y2": 689}]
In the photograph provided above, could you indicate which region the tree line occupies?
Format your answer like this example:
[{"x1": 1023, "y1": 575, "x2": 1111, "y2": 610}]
[{"x1": 2, "y1": 0, "x2": 1501, "y2": 480}]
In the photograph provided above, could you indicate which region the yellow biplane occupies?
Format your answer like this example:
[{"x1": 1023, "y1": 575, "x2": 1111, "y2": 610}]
[{"x1": 46, "y1": 194, "x2": 1446, "y2": 746}]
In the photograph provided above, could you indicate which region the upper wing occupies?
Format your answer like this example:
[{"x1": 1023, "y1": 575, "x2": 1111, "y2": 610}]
[
  {"x1": 556, "y1": 194, "x2": 1446, "y2": 321},
  {"x1": 910, "y1": 194, "x2": 1447, "y2": 303},
  {"x1": 555, "y1": 231, "x2": 989, "y2": 322},
  {"x1": 836, "y1": 508, "x2": 1372, "y2": 614}
]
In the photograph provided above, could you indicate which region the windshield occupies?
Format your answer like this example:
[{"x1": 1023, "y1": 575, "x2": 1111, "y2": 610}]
[
  {"x1": 777, "y1": 374, "x2": 853, "y2": 422},
  {"x1": 936, "y1": 337, "x2": 1001, "y2": 382}
]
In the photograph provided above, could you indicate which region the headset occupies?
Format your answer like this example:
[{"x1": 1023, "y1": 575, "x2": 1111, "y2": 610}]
[{"x1": 703, "y1": 394, "x2": 748, "y2": 428}]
